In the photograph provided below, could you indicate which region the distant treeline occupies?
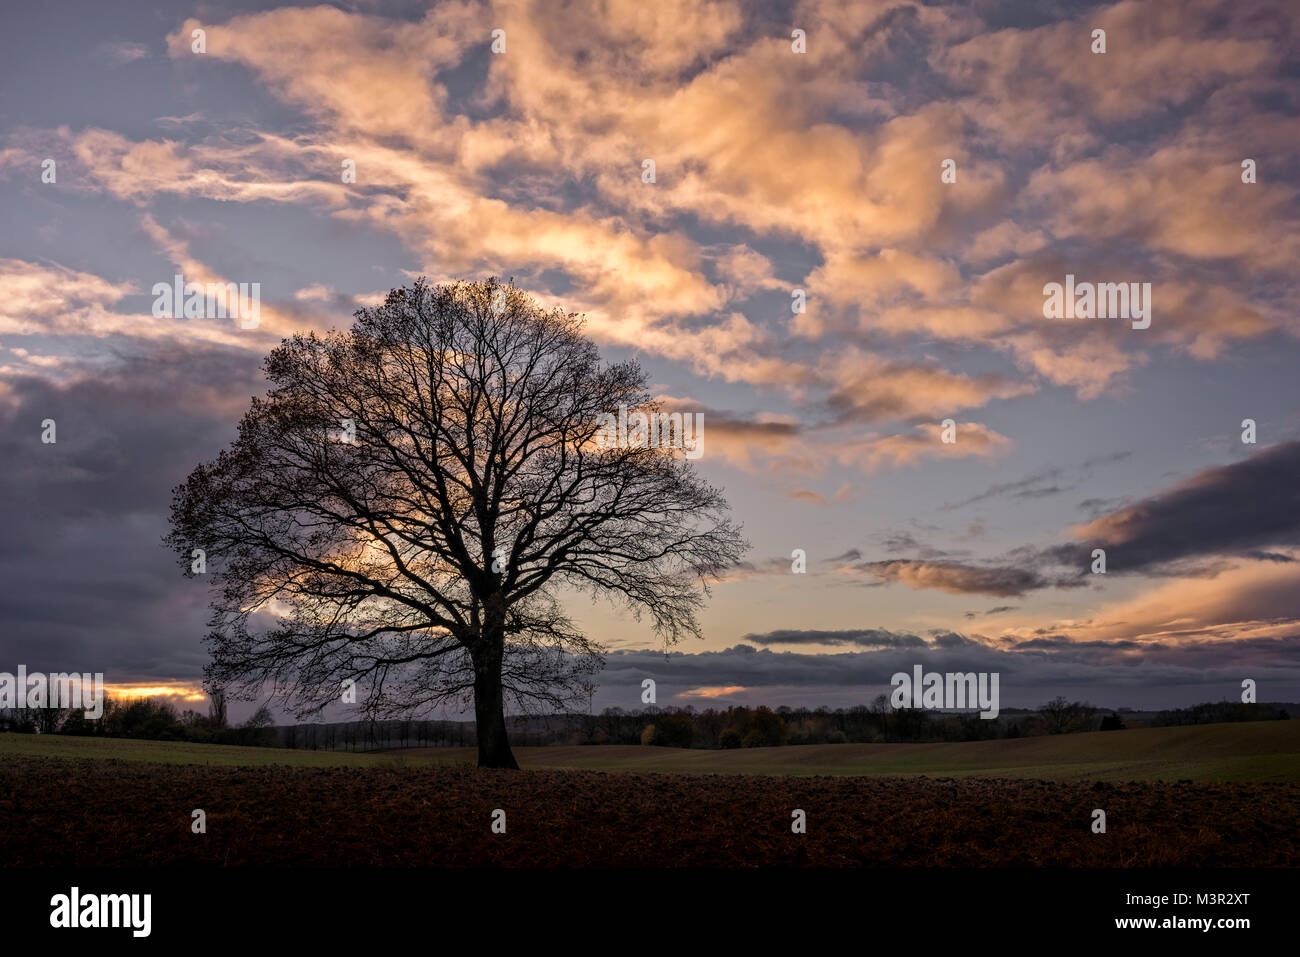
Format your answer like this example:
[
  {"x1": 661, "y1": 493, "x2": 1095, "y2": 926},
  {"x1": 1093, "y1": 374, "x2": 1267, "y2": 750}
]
[
  {"x1": 1151, "y1": 701, "x2": 1290, "y2": 727},
  {"x1": 0, "y1": 695, "x2": 274, "y2": 746},
  {"x1": 578, "y1": 697, "x2": 1110, "y2": 748},
  {"x1": 594, "y1": 697, "x2": 1289, "y2": 748},
  {"x1": 0, "y1": 694, "x2": 474, "y2": 751},
  {"x1": 1, "y1": 694, "x2": 1289, "y2": 750}
]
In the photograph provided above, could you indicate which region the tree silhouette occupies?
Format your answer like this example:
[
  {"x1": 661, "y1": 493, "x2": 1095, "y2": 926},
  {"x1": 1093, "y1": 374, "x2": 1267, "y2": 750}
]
[{"x1": 167, "y1": 278, "x2": 746, "y2": 767}]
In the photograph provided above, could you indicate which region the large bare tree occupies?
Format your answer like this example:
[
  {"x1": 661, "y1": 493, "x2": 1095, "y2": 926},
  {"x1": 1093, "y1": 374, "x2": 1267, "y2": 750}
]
[{"x1": 167, "y1": 278, "x2": 746, "y2": 768}]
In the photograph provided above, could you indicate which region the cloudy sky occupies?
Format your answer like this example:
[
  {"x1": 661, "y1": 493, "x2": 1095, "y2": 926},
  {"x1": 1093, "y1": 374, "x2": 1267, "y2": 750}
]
[{"x1": 2, "y1": 0, "x2": 1299, "y2": 718}]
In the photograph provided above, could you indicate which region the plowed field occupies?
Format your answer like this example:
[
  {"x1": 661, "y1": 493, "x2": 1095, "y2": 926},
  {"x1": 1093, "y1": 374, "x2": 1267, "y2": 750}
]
[{"x1": 3, "y1": 754, "x2": 1295, "y2": 867}]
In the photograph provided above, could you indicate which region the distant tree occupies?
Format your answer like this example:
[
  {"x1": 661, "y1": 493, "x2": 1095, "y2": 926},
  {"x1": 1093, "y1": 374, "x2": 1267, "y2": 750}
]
[
  {"x1": 32, "y1": 703, "x2": 65, "y2": 735},
  {"x1": 1099, "y1": 713, "x2": 1126, "y2": 731},
  {"x1": 718, "y1": 728, "x2": 742, "y2": 749},
  {"x1": 114, "y1": 699, "x2": 182, "y2": 740},
  {"x1": 694, "y1": 708, "x2": 726, "y2": 746},
  {"x1": 1, "y1": 708, "x2": 36, "y2": 733},
  {"x1": 59, "y1": 708, "x2": 96, "y2": 736},
  {"x1": 743, "y1": 707, "x2": 785, "y2": 748},
  {"x1": 168, "y1": 279, "x2": 746, "y2": 768},
  {"x1": 889, "y1": 706, "x2": 931, "y2": 742},
  {"x1": 1040, "y1": 696, "x2": 1090, "y2": 735},
  {"x1": 648, "y1": 711, "x2": 694, "y2": 748},
  {"x1": 208, "y1": 686, "x2": 228, "y2": 729},
  {"x1": 240, "y1": 704, "x2": 276, "y2": 748}
]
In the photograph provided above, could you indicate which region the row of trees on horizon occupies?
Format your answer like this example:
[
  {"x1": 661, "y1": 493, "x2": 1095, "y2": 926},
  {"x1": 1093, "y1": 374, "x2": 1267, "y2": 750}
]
[{"x1": 0, "y1": 694, "x2": 1288, "y2": 749}]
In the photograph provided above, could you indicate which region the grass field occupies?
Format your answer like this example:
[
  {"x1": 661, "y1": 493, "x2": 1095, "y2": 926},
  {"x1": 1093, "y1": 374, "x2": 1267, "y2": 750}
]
[{"x1": 3, "y1": 719, "x2": 1298, "y2": 781}]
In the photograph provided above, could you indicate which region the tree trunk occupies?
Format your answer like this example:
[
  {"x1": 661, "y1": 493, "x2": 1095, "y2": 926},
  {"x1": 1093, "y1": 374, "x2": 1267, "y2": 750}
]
[{"x1": 472, "y1": 635, "x2": 519, "y2": 770}]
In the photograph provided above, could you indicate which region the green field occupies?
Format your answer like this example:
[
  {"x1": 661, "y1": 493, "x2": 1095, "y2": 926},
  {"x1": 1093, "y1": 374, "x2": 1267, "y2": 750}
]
[{"x1": 3, "y1": 720, "x2": 1298, "y2": 781}]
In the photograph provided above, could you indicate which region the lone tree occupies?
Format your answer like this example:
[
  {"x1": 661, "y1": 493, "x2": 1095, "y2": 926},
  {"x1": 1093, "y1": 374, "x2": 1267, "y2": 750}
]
[{"x1": 167, "y1": 278, "x2": 746, "y2": 768}]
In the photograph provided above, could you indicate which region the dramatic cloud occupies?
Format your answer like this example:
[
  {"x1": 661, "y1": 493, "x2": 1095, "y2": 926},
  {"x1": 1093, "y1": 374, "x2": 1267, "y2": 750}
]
[
  {"x1": 3, "y1": 0, "x2": 1299, "y2": 707},
  {"x1": 1069, "y1": 441, "x2": 1300, "y2": 571},
  {"x1": 853, "y1": 443, "x2": 1300, "y2": 599},
  {"x1": 593, "y1": 634, "x2": 1300, "y2": 709},
  {"x1": 0, "y1": 346, "x2": 262, "y2": 680}
]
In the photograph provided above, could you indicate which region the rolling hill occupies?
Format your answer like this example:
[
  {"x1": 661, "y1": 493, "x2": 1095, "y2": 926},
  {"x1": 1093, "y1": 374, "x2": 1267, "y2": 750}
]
[{"x1": 3, "y1": 719, "x2": 1297, "y2": 781}]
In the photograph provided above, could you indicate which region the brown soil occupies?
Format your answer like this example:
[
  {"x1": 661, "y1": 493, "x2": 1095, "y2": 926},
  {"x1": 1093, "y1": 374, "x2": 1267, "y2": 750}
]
[{"x1": 3, "y1": 755, "x2": 1295, "y2": 867}]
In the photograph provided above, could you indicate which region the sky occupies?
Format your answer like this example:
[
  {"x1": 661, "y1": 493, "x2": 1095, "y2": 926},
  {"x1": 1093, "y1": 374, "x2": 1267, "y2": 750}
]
[{"x1": 2, "y1": 0, "x2": 1299, "y2": 720}]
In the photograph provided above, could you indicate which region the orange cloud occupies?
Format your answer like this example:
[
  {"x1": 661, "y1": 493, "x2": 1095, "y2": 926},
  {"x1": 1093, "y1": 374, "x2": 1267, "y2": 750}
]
[
  {"x1": 834, "y1": 421, "x2": 1013, "y2": 473},
  {"x1": 678, "y1": 685, "x2": 749, "y2": 699},
  {"x1": 106, "y1": 683, "x2": 207, "y2": 703}
]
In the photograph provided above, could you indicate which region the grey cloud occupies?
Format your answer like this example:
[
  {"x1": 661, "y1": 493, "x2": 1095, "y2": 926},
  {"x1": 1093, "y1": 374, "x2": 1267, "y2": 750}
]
[
  {"x1": 742, "y1": 628, "x2": 927, "y2": 649},
  {"x1": 1057, "y1": 441, "x2": 1300, "y2": 572},
  {"x1": 852, "y1": 558, "x2": 1056, "y2": 597},
  {"x1": 591, "y1": 633, "x2": 1300, "y2": 710},
  {"x1": 0, "y1": 344, "x2": 264, "y2": 681}
]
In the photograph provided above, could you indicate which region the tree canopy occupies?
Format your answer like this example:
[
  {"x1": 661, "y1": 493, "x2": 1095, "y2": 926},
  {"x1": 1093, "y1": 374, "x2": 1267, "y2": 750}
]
[{"x1": 167, "y1": 278, "x2": 746, "y2": 766}]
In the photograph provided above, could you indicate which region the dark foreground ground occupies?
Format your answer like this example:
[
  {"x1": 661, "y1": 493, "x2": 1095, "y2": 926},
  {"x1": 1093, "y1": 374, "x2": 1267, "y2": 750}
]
[{"x1": 3, "y1": 754, "x2": 1297, "y2": 866}]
